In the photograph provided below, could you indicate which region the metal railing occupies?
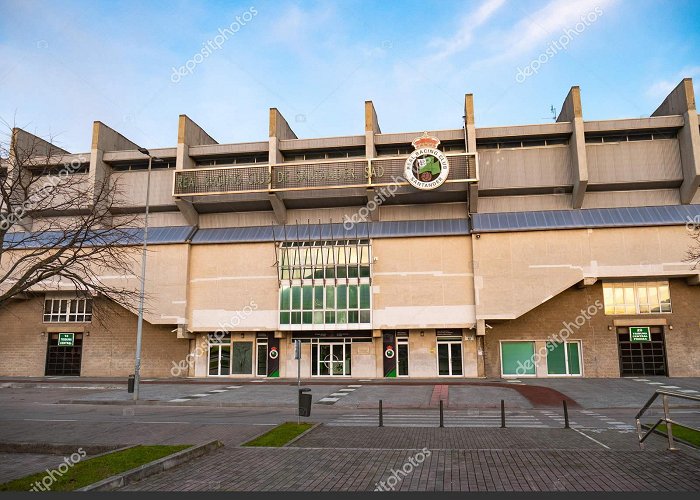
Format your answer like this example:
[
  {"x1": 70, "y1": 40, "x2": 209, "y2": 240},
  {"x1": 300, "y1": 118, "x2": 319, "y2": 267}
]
[{"x1": 635, "y1": 389, "x2": 700, "y2": 450}]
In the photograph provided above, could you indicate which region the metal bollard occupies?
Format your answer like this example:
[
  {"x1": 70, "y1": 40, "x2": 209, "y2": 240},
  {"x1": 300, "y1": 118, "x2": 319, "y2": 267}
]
[
  {"x1": 563, "y1": 400, "x2": 570, "y2": 429},
  {"x1": 501, "y1": 399, "x2": 506, "y2": 428},
  {"x1": 379, "y1": 399, "x2": 383, "y2": 427},
  {"x1": 439, "y1": 400, "x2": 444, "y2": 428}
]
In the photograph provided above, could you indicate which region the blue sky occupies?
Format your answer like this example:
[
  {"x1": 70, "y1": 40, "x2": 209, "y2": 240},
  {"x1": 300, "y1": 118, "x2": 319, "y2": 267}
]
[{"x1": 1, "y1": 0, "x2": 699, "y2": 152}]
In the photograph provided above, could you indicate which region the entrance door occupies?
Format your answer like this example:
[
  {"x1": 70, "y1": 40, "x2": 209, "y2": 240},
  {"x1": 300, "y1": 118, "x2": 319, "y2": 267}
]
[
  {"x1": 617, "y1": 327, "x2": 667, "y2": 376},
  {"x1": 45, "y1": 333, "x2": 82, "y2": 376},
  {"x1": 231, "y1": 342, "x2": 253, "y2": 375},
  {"x1": 397, "y1": 338, "x2": 409, "y2": 376},
  {"x1": 256, "y1": 340, "x2": 268, "y2": 377},
  {"x1": 316, "y1": 342, "x2": 350, "y2": 376},
  {"x1": 437, "y1": 341, "x2": 463, "y2": 376}
]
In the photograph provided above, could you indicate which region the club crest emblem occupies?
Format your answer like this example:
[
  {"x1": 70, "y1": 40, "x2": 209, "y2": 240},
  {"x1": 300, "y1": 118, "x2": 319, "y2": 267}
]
[{"x1": 403, "y1": 133, "x2": 450, "y2": 190}]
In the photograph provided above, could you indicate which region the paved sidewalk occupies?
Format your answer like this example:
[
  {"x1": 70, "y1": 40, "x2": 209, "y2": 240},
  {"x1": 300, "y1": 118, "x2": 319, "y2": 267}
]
[
  {"x1": 0, "y1": 452, "x2": 64, "y2": 484},
  {"x1": 121, "y1": 446, "x2": 700, "y2": 491}
]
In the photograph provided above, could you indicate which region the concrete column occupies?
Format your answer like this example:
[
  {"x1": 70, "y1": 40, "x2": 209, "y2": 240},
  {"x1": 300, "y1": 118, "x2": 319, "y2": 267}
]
[
  {"x1": 7, "y1": 128, "x2": 70, "y2": 231},
  {"x1": 268, "y1": 109, "x2": 296, "y2": 225},
  {"x1": 464, "y1": 94, "x2": 479, "y2": 214},
  {"x1": 652, "y1": 78, "x2": 700, "y2": 204},
  {"x1": 557, "y1": 86, "x2": 588, "y2": 209},
  {"x1": 90, "y1": 121, "x2": 140, "y2": 225},
  {"x1": 175, "y1": 115, "x2": 217, "y2": 226},
  {"x1": 365, "y1": 101, "x2": 381, "y2": 221}
]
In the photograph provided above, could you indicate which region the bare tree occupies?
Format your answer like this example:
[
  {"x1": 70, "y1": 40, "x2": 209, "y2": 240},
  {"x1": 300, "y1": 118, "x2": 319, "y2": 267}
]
[
  {"x1": 687, "y1": 227, "x2": 700, "y2": 270},
  {"x1": 0, "y1": 120, "x2": 143, "y2": 315}
]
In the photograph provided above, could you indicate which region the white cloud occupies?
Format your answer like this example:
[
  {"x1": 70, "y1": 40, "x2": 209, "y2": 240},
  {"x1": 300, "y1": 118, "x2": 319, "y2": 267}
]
[
  {"x1": 430, "y1": 0, "x2": 507, "y2": 61},
  {"x1": 646, "y1": 66, "x2": 700, "y2": 100}
]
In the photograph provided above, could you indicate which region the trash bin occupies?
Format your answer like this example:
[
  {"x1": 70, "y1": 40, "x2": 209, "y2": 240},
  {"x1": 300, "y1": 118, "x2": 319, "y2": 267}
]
[
  {"x1": 127, "y1": 374, "x2": 135, "y2": 393},
  {"x1": 298, "y1": 388, "x2": 312, "y2": 417}
]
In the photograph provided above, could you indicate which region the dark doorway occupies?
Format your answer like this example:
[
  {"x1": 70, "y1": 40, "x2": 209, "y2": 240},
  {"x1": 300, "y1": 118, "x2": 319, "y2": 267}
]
[
  {"x1": 617, "y1": 326, "x2": 667, "y2": 376},
  {"x1": 45, "y1": 332, "x2": 83, "y2": 376}
]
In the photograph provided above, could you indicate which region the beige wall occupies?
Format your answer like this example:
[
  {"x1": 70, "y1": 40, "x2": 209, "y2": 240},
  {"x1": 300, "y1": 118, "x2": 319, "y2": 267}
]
[
  {"x1": 0, "y1": 297, "x2": 188, "y2": 377},
  {"x1": 187, "y1": 242, "x2": 278, "y2": 331},
  {"x1": 473, "y1": 225, "x2": 698, "y2": 320},
  {"x1": 372, "y1": 236, "x2": 476, "y2": 329}
]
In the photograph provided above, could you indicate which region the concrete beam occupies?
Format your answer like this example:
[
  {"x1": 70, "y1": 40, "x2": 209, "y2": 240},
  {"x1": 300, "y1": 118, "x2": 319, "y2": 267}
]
[
  {"x1": 269, "y1": 108, "x2": 297, "y2": 165},
  {"x1": 577, "y1": 277, "x2": 598, "y2": 288},
  {"x1": 268, "y1": 192, "x2": 287, "y2": 225},
  {"x1": 365, "y1": 100, "x2": 380, "y2": 159},
  {"x1": 557, "y1": 87, "x2": 588, "y2": 208},
  {"x1": 652, "y1": 78, "x2": 700, "y2": 204},
  {"x1": 174, "y1": 199, "x2": 199, "y2": 226},
  {"x1": 365, "y1": 188, "x2": 379, "y2": 221},
  {"x1": 687, "y1": 274, "x2": 700, "y2": 286}
]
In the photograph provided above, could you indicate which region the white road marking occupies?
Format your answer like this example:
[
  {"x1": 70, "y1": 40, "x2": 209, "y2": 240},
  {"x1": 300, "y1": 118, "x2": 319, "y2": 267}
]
[
  {"x1": 189, "y1": 394, "x2": 210, "y2": 397},
  {"x1": 24, "y1": 418, "x2": 77, "y2": 422},
  {"x1": 226, "y1": 386, "x2": 242, "y2": 389},
  {"x1": 347, "y1": 385, "x2": 363, "y2": 388},
  {"x1": 208, "y1": 390, "x2": 228, "y2": 393},
  {"x1": 330, "y1": 393, "x2": 348, "y2": 397},
  {"x1": 169, "y1": 398, "x2": 191, "y2": 403},
  {"x1": 318, "y1": 397, "x2": 339, "y2": 403},
  {"x1": 571, "y1": 428, "x2": 611, "y2": 449},
  {"x1": 660, "y1": 386, "x2": 680, "y2": 389}
]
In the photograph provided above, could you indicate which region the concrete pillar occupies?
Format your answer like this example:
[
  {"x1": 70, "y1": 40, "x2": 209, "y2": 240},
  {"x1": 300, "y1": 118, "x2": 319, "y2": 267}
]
[
  {"x1": 464, "y1": 94, "x2": 479, "y2": 214},
  {"x1": 90, "y1": 121, "x2": 139, "y2": 225},
  {"x1": 175, "y1": 115, "x2": 216, "y2": 226},
  {"x1": 652, "y1": 78, "x2": 700, "y2": 204},
  {"x1": 365, "y1": 101, "x2": 381, "y2": 221},
  {"x1": 557, "y1": 86, "x2": 588, "y2": 209},
  {"x1": 7, "y1": 128, "x2": 70, "y2": 231},
  {"x1": 269, "y1": 108, "x2": 297, "y2": 165}
]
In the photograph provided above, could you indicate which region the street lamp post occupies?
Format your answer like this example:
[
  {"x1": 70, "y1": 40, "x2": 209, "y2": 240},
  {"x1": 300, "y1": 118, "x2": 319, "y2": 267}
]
[{"x1": 133, "y1": 147, "x2": 157, "y2": 400}]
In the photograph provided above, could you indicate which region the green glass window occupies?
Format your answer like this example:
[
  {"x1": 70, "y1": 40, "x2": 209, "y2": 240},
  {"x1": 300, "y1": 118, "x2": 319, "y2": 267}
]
[
  {"x1": 546, "y1": 341, "x2": 581, "y2": 375},
  {"x1": 337, "y1": 285, "x2": 347, "y2": 309},
  {"x1": 280, "y1": 287, "x2": 291, "y2": 310},
  {"x1": 348, "y1": 285, "x2": 358, "y2": 309},
  {"x1": 325, "y1": 286, "x2": 335, "y2": 308},
  {"x1": 314, "y1": 286, "x2": 324, "y2": 309},
  {"x1": 501, "y1": 342, "x2": 535, "y2": 376},
  {"x1": 360, "y1": 284, "x2": 370, "y2": 309},
  {"x1": 292, "y1": 287, "x2": 301, "y2": 310},
  {"x1": 302, "y1": 286, "x2": 313, "y2": 310}
]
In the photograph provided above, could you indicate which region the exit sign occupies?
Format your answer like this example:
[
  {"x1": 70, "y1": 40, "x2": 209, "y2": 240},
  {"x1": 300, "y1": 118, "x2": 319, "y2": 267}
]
[
  {"x1": 629, "y1": 327, "x2": 651, "y2": 342},
  {"x1": 57, "y1": 333, "x2": 74, "y2": 346}
]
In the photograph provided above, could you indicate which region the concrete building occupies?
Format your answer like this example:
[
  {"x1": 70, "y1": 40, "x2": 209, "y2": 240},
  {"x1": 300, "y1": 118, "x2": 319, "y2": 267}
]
[{"x1": 1, "y1": 79, "x2": 699, "y2": 379}]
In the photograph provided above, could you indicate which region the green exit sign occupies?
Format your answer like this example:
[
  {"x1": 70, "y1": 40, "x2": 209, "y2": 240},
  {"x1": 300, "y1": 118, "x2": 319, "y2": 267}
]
[
  {"x1": 57, "y1": 333, "x2": 74, "y2": 346},
  {"x1": 629, "y1": 327, "x2": 651, "y2": 342}
]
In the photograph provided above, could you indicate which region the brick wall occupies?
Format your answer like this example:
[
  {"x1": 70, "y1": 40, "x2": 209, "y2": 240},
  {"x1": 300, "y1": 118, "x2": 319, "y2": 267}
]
[
  {"x1": 483, "y1": 279, "x2": 700, "y2": 378},
  {"x1": 0, "y1": 296, "x2": 188, "y2": 377}
]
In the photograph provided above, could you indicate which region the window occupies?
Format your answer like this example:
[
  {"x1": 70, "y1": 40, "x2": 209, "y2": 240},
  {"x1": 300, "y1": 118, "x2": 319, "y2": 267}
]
[
  {"x1": 277, "y1": 240, "x2": 371, "y2": 326},
  {"x1": 111, "y1": 160, "x2": 175, "y2": 171},
  {"x1": 476, "y1": 137, "x2": 569, "y2": 150},
  {"x1": 43, "y1": 297, "x2": 93, "y2": 323},
  {"x1": 546, "y1": 341, "x2": 582, "y2": 376},
  {"x1": 585, "y1": 131, "x2": 676, "y2": 143},
  {"x1": 195, "y1": 154, "x2": 268, "y2": 167},
  {"x1": 501, "y1": 341, "x2": 536, "y2": 376},
  {"x1": 603, "y1": 282, "x2": 671, "y2": 315},
  {"x1": 283, "y1": 148, "x2": 365, "y2": 162}
]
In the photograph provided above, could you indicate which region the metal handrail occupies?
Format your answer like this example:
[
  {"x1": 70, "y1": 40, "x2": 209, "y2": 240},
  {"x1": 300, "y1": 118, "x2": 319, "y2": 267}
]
[{"x1": 635, "y1": 389, "x2": 700, "y2": 450}]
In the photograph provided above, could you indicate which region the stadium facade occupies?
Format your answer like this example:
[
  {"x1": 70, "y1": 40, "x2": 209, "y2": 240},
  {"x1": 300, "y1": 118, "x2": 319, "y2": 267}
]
[{"x1": 1, "y1": 79, "x2": 699, "y2": 379}]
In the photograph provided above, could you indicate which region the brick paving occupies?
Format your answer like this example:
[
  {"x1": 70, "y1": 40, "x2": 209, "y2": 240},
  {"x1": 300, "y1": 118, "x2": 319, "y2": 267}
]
[
  {"x1": 0, "y1": 452, "x2": 64, "y2": 483},
  {"x1": 290, "y1": 426, "x2": 602, "y2": 450},
  {"x1": 121, "y1": 446, "x2": 700, "y2": 491}
]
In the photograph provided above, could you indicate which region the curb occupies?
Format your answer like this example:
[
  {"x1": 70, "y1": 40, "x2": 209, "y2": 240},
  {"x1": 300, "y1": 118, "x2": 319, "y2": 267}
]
[
  {"x1": 76, "y1": 440, "x2": 223, "y2": 491},
  {"x1": 283, "y1": 422, "x2": 322, "y2": 447}
]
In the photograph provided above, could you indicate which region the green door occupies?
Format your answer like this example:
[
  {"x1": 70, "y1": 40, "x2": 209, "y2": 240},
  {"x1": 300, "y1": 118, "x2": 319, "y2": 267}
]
[
  {"x1": 231, "y1": 342, "x2": 253, "y2": 374},
  {"x1": 501, "y1": 342, "x2": 535, "y2": 376}
]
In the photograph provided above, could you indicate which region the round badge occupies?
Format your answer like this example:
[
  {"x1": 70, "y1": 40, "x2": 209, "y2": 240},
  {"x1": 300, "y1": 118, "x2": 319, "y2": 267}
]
[
  {"x1": 269, "y1": 347, "x2": 279, "y2": 359},
  {"x1": 385, "y1": 347, "x2": 395, "y2": 359},
  {"x1": 403, "y1": 133, "x2": 450, "y2": 191}
]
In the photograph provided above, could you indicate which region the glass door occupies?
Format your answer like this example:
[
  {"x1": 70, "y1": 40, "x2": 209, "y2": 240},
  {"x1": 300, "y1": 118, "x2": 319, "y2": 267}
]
[
  {"x1": 397, "y1": 338, "x2": 409, "y2": 376},
  {"x1": 437, "y1": 341, "x2": 463, "y2": 376},
  {"x1": 231, "y1": 342, "x2": 253, "y2": 375},
  {"x1": 315, "y1": 342, "x2": 350, "y2": 376},
  {"x1": 256, "y1": 340, "x2": 268, "y2": 376},
  {"x1": 208, "y1": 345, "x2": 231, "y2": 376}
]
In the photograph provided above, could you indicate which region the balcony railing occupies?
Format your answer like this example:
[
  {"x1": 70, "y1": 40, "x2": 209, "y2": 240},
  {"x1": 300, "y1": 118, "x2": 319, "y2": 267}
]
[{"x1": 173, "y1": 153, "x2": 478, "y2": 196}]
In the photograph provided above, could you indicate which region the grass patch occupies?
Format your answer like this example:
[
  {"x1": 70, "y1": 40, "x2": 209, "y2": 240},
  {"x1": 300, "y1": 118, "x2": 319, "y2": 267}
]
[
  {"x1": 650, "y1": 422, "x2": 700, "y2": 447},
  {"x1": 0, "y1": 444, "x2": 190, "y2": 492},
  {"x1": 243, "y1": 422, "x2": 313, "y2": 447}
]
